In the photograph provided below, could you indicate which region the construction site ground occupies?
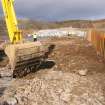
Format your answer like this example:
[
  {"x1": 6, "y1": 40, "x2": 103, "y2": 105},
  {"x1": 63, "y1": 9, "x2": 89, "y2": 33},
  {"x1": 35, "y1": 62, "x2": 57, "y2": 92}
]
[{"x1": 0, "y1": 36, "x2": 105, "y2": 105}]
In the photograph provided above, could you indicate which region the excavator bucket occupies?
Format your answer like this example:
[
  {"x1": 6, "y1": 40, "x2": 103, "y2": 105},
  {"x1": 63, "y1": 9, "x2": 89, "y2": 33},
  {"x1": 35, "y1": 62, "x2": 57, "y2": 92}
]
[{"x1": 4, "y1": 41, "x2": 48, "y2": 77}]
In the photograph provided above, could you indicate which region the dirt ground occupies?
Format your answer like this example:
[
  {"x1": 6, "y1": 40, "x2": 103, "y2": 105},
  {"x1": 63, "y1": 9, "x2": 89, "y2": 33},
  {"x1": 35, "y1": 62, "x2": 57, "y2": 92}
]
[{"x1": 0, "y1": 36, "x2": 105, "y2": 105}]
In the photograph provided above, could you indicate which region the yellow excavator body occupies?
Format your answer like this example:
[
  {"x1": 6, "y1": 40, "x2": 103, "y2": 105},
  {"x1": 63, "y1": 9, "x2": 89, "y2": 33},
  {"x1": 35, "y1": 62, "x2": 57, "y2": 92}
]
[{"x1": 1, "y1": 0, "x2": 48, "y2": 77}]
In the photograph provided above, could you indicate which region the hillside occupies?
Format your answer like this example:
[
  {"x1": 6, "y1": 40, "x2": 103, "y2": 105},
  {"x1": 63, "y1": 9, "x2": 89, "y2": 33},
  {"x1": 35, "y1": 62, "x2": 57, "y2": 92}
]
[
  {"x1": 1, "y1": 18, "x2": 105, "y2": 38},
  {"x1": 92, "y1": 19, "x2": 105, "y2": 29},
  {"x1": 19, "y1": 19, "x2": 94, "y2": 29},
  {"x1": 54, "y1": 20, "x2": 94, "y2": 28}
]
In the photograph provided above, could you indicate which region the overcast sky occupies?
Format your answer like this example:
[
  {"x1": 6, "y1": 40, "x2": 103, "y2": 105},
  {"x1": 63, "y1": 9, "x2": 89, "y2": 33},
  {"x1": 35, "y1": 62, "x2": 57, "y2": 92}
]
[{"x1": 0, "y1": 0, "x2": 105, "y2": 21}]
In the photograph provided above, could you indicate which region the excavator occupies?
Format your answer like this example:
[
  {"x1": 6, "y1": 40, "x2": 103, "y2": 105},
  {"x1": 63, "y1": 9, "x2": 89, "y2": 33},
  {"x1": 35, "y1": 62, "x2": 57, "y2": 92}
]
[{"x1": 1, "y1": 0, "x2": 49, "y2": 77}]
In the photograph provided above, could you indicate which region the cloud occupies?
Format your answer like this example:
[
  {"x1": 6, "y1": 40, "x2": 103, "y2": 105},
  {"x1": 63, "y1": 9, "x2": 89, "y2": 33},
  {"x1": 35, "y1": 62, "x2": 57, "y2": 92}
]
[{"x1": 0, "y1": 0, "x2": 105, "y2": 21}]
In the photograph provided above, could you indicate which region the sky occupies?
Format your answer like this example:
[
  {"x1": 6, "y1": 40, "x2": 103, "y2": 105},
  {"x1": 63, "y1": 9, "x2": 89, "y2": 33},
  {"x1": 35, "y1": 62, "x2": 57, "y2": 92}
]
[{"x1": 0, "y1": 0, "x2": 105, "y2": 21}]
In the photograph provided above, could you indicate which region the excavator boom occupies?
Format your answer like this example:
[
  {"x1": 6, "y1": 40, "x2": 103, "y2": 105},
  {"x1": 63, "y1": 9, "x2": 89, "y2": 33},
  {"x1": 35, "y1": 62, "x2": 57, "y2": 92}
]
[{"x1": 1, "y1": 0, "x2": 22, "y2": 43}]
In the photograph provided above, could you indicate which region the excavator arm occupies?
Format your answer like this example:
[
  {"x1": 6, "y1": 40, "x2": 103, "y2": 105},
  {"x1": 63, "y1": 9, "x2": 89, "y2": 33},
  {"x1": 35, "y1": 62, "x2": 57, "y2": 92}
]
[{"x1": 1, "y1": 0, "x2": 22, "y2": 43}]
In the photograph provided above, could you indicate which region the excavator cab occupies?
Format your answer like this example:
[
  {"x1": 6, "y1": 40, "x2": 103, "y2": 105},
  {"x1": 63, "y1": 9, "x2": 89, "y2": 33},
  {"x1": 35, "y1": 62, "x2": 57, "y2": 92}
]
[{"x1": 1, "y1": 0, "x2": 48, "y2": 77}]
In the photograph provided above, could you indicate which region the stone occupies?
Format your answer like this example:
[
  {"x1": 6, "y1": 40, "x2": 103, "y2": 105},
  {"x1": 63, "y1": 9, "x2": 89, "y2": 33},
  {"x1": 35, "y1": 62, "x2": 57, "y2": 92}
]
[
  {"x1": 78, "y1": 69, "x2": 88, "y2": 76},
  {"x1": 3, "y1": 97, "x2": 18, "y2": 105}
]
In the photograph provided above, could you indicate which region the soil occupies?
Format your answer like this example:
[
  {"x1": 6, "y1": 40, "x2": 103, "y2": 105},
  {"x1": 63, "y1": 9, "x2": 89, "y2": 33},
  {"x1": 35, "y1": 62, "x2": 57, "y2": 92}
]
[{"x1": 0, "y1": 36, "x2": 105, "y2": 105}]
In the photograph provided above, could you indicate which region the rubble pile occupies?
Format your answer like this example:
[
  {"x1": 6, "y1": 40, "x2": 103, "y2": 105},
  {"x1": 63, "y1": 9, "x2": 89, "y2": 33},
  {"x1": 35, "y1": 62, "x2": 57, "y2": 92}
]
[{"x1": 2, "y1": 70, "x2": 105, "y2": 105}]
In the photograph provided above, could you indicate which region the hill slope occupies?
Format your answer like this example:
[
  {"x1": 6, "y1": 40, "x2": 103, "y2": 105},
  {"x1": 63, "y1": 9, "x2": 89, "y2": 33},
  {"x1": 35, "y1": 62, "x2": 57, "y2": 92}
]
[{"x1": 1, "y1": 18, "x2": 105, "y2": 38}]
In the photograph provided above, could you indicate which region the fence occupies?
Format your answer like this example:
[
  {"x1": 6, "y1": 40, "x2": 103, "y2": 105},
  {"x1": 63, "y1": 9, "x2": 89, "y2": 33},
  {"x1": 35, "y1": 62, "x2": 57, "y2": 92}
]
[{"x1": 87, "y1": 29, "x2": 105, "y2": 58}]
